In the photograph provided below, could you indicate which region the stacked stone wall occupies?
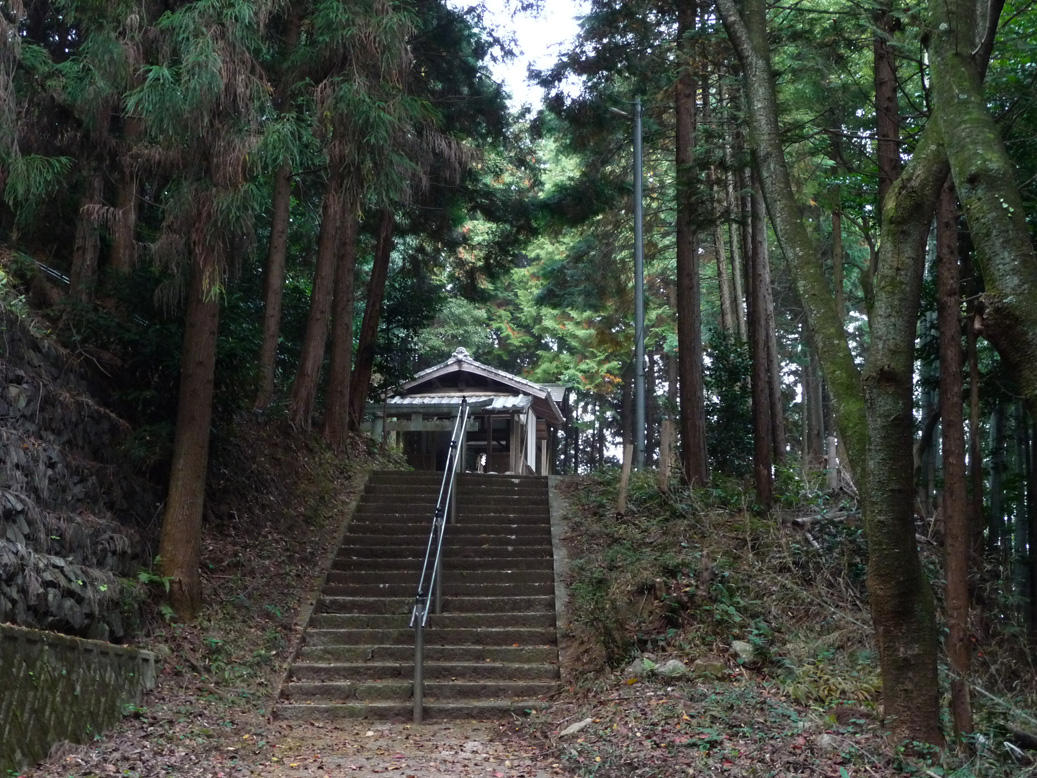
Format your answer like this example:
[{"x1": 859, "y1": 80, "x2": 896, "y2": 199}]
[
  {"x1": 0, "y1": 623, "x2": 156, "y2": 776},
  {"x1": 1, "y1": 300, "x2": 157, "y2": 639}
]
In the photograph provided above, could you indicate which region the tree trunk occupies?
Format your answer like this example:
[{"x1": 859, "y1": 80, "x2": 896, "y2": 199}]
[
  {"x1": 989, "y1": 401, "x2": 1006, "y2": 556},
  {"x1": 254, "y1": 8, "x2": 301, "y2": 411},
  {"x1": 1030, "y1": 420, "x2": 1037, "y2": 639},
  {"x1": 621, "y1": 361, "x2": 633, "y2": 454},
  {"x1": 717, "y1": 0, "x2": 948, "y2": 743},
  {"x1": 832, "y1": 195, "x2": 845, "y2": 326},
  {"x1": 715, "y1": 0, "x2": 866, "y2": 471},
  {"x1": 748, "y1": 168, "x2": 773, "y2": 509},
  {"x1": 722, "y1": 83, "x2": 748, "y2": 341},
  {"x1": 646, "y1": 344, "x2": 657, "y2": 465},
  {"x1": 804, "y1": 339, "x2": 825, "y2": 469},
  {"x1": 938, "y1": 179, "x2": 973, "y2": 739},
  {"x1": 760, "y1": 203, "x2": 785, "y2": 464},
  {"x1": 348, "y1": 209, "x2": 394, "y2": 431},
  {"x1": 858, "y1": 138, "x2": 948, "y2": 744},
  {"x1": 323, "y1": 204, "x2": 359, "y2": 452},
  {"x1": 254, "y1": 164, "x2": 293, "y2": 411},
  {"x1": 874, "y1": 0, "x2": 901, "y2": 213},
  {"x1": 158, "y1": 257, "x2": 220, "y2": 619},
  {"x1": 929, "y1": 0, "x2": 1037, "y2": 423},
  {"x1": 289, "y1": 172, "x2": 343, "y2": 429},
  {"x1": 712, "y1": 168, "x2": 735, "y2": 335},
  {"x1": 964, "y1": 247, "x2": 986, "y2": 556},
  {"x1": 68, "y1": 170, "x2": 103, "y2": 304},
  {"x1": 675, "y1": 0, "x2": 708, "y2": 486},
  {"x1": 109, "y1": 117, "x2": 140, "y2": 275}
]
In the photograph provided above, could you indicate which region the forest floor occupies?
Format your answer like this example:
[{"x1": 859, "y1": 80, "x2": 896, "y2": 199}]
[{"x1": 15, "y1": 421, "x2": 1037, "y2": 778}]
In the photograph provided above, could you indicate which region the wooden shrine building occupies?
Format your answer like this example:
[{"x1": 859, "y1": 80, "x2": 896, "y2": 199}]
[{"x1": 366, "y1": 348, "x2": 565, "y2": 475}]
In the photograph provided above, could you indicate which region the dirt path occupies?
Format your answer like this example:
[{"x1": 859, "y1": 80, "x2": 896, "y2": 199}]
[{"x1": 240, "y1": 720, "x2": 566, "y2": 778}]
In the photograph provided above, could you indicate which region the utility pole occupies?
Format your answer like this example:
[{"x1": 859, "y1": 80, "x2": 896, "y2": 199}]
[{"x1": 633, "y1": 96, "x2": 646, "y2": 469}]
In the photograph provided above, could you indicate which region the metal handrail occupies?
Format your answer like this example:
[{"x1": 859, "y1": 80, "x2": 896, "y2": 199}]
[{"x1": 410, "y1": 398, "x2": 470, "y2": 723}]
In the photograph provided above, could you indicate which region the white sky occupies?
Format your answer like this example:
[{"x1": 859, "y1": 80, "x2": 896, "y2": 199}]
[{"x1": 447, "y1": 0, "x2": 589, "y2": 109}]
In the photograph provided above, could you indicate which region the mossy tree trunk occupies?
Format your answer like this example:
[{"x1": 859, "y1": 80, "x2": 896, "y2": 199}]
[
  {"x1": 929, "y1": 0, "x2": 1037, "y2": 423},
  {"x1": 715, "y1": 0, "x2": 947, "y2": 743}
]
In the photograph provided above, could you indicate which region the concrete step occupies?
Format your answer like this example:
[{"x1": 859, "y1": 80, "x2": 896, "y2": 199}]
[
  {"x1": 275, "y1": 699, "x2": 547, "y2": 722},
  {"x1": 458, "y1": 505, "x2": 550, "y2": 517},
  {"x1": 334, "y1": 545, "x2": 552, "y2": 559},
  {"x1": 321, "y1": 582, "x2": 554, "y2": 599},
  {"x1": 458, "y1": 490, "x2": 550, "y2": 501},
  {"x1": 368, "y1": 470, "x2": 443, "y2": 483},
  {"x1": 458, "y1": 475, "x2": 548, "y2": 486},
  {"x1": 337, "y1": 533, "x2": 551, "y2": 548},
  {"x1": 362, "y1": 483, "x2": 442, "y2": 498},
  {"x1": 457, "y1": 511, "x2": 550, "y2": 523},
  {"x1": 290, "y1": 661, "x2": 559, "y2": 682},
  {"x1": 298, "y1": 644, "x2": 558, "y2": 664},
  {"x1": 282, "y1": 679, "x2": 558, "y2": 704},
  {"x1": 329, "y1": 556, "x2": 554, "y2": 573},
  {"x1": 309, "y1": 611, "x2": 555, "y2": 630},
  {"x1": 306, "y1": 626, "x2": 556, "y2": 647},
  {"x1": 318, "y1": 594, "x2": 556, "y2": 615},
  {"x1": 350, "y1": 514, "x2": 551, "y2": 526},
  {"x1": 344, "y1": 522, "x2": 551, "y2": 539},
  {"x1": 326, "y1": 569, "x2": 554, "y2": 587}
]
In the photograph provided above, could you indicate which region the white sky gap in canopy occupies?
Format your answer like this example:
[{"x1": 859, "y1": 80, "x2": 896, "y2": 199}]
[{"x1": 446, "y1": 0, "x2": 589, "y2": 109}]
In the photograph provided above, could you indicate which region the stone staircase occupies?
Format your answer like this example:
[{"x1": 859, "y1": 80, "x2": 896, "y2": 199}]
[{"x1": 276, "y1": 470, "x2": 560, "y2": 720}]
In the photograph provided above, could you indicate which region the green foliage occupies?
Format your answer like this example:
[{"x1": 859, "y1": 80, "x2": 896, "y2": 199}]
[
  {"x1": 3, "y1": 155, "x2": 74, "y2": 224},
  {"x1": 703, "y1": 329, "x2": 753, "y2": 477}
]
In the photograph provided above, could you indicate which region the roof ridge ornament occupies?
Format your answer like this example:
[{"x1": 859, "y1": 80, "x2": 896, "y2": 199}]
[{"x1": 452, "y1": 347, "x2": 471, "y2": 359}]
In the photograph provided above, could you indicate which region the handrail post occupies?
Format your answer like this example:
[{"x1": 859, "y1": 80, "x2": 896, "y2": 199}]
[{"x1": 413, "y1": 616, "x2": 425, "y2": 723}]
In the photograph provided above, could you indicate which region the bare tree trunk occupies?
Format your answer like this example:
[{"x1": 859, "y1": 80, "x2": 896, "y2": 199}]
[
  {"x1": 1030, "y1": 420, "x2": 1037, "y2": 639},
  {"x1": 938, "y1": 179, "x2": 973, "y2": 739},
  {"x1": 110, "y1": 117, "x2": 140, "y2": 275},
  {"x1": 712, "y1": 166, "x2": 735, "y2": 334},
  {"x1": 832, "y1": 194, "x2": 845, "y2": 325},
  {"x1": 722, "y1": 82, "x2": 748, "y2": 341},
  {"x1": 571, "y1": 398, "x2": 580, "y2": 475},
  {"x1": 323, "y1": 205, "x2": 359, "y2": 451},
  {"x1": 874, "y1": 0, "x2": 901, "y2": 213},
  {"x1": 675, "y1": 0, "x2": 708, "y2": 486},
  {"x1": 254, "y1": 9, "x2": 301, "y2": 411},
  {"x1": 804, "y1": 341, "x2": 825, "y2": 468},
  {"x1": 989, "y1": 401, "x2": 1006, "y2": 557},
  {"x1": 159, "y1": 256, "x2": 220, "y2": 619},
  {"x1": 748, "y1": 169, "x2": 773, "y2": 508},
  {"x1": 621, "y1": 361, "x2": 633, "y2": 454},
  {"x1": 761, "y1": 209, "x2": 785, "y2": 463},
  {"x1": 348, "y1": 209, "x2": 394, "y2": 430},
  {"x1": 289, "y1": 172, "x2": 342, "y2": 429},
  {"x1": 68, "y1": 171, "x2": 103, "y2": 304},
  {"x1": 254, "y1": 163, "x2": 292, "y2": 410},
  {"x1": 965, "y1": 248, "x2": 986, "y2": 557}
]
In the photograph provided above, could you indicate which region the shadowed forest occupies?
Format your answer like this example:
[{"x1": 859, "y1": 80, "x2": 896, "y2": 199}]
[{"x1": 3, "y1": 0, "x2": 1037, "y2": 766}]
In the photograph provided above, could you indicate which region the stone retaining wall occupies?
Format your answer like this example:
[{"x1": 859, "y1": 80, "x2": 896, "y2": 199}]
[{"x1": 0, "y1": 623, "x2": 156, "y2": 776}]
